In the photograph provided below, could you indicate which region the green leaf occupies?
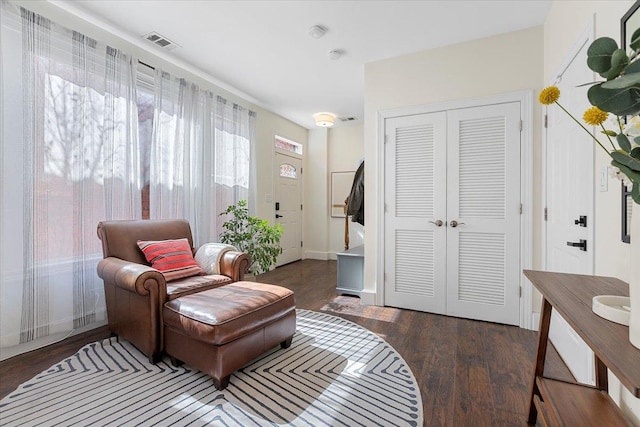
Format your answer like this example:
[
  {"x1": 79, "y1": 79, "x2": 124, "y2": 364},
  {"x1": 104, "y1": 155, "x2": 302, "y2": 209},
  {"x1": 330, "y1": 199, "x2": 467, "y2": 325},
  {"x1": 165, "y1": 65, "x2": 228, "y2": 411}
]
[
  {"x1": 602, "y1": 129, "x2": 618, "y2": 137},
  {"x1": 600, "y1": 72, "x2": 640, "y2": 89},
  {"x1": 587, "y1": 37, "x2": 618, "y2": 73},
  {"x1": 587, "y1": 83, "x2": 640, "y2": 116},
  {"x1": 617, "y1": 133, "x2": 632, "y2": 152},
  {"x1": 602, "y1": 49, "x2": 629, "y2": 80},
  {"x1": 611, "y1": 151, "x2": 640, "y2": 172},
  {"x1": 622, "y1": 58, "x2": 640, "y2": 74},
  {"x1": 631, "y1": 27, "x2": 640, "y2": 51},
  {"x1": 631, "y1": 146, "x2": 640, "y2": 159},
  {"x1": 613, "y1": 160, "x2": 640, "y2": 178},
  {"x1": 632, "y1": 181, "x2": 640, "y2": 204}
]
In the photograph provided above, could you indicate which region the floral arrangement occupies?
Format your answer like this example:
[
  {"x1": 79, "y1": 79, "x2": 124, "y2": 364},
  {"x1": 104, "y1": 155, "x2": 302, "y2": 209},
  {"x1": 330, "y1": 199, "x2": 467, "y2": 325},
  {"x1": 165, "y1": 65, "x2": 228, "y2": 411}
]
[{"x1": 539, "y1": 29, "x2": 640, "y2": 204}]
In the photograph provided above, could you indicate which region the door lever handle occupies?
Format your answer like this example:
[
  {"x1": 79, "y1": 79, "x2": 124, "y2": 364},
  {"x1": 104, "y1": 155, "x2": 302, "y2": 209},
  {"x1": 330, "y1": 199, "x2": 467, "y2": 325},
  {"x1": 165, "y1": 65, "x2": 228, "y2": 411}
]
[
  {"x1": 429, "y1": 220, "x2": 443, "y2": 227},
  {"x1": 449, "y1": 220, "x2": 465, "y2": 228},
  {"x1": 566, "y1": 239, "x2": 587, "y2": 251},
  {"x1": 276, "y1": 214, "x2": 283, "y2": 219},
  {"x1": 574, "y1": 216, "x2": 587, "y2": 227}
]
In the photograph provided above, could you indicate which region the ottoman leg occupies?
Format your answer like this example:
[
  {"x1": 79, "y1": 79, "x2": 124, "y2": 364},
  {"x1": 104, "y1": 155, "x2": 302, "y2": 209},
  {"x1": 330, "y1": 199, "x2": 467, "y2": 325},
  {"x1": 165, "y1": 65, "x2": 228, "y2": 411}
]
[
  {"x1": 213, "y1": 375, "x2": 230, "y2": 391},
  {"x1": 149, "y1": 352, "x2": 162, "y2": 365},
  {"x1": 169, "y1": 356, "x2": 184, "y2": 367},
  {"x1": 281, "y1": 336, "x2": 293, "y2": 349}
]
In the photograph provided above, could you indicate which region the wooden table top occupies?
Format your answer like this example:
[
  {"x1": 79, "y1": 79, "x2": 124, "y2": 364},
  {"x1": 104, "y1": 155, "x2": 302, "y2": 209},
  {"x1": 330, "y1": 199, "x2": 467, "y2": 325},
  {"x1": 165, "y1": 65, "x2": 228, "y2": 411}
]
[{"x1": 524, "y1": 270, "x2": 640, "y2": 398}]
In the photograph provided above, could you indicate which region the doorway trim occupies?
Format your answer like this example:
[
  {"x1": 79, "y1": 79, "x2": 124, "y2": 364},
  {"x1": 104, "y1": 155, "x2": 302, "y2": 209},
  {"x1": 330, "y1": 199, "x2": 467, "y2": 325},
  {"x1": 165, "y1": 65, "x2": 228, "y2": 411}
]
[{"x1": 376, "y1": 90, "x2": 534, "y2": 329}]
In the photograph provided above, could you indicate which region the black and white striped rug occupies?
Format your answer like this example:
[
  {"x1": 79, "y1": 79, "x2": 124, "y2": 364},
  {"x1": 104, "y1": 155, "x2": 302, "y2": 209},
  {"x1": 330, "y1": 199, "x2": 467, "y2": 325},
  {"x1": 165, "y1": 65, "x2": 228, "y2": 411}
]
[{"x1": 0, "y1": 310, "x2": 422, "y2": 426}]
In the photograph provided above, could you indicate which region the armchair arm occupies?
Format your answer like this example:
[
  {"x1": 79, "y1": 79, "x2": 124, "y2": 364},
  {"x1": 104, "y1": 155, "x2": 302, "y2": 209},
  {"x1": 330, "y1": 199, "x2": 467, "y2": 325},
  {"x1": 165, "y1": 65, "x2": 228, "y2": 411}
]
[
  {"x1": 219, "y1": 251, "x2": 250, "y2": 281},
  {"x1": 97, "y1": 257, "x2": 166, "y2": 297}
]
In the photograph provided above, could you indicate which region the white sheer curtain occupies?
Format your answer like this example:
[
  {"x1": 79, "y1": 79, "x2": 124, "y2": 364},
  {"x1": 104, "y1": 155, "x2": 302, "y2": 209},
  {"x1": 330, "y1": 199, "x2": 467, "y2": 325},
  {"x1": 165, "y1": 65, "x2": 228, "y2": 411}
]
[
  {"x1": 215, "y1": 96, "x2": 257, "y2": 228},
  {"x1": 148, "y1": 69, "x2": 216, "y2": 246},
  {"x1": 0, "y1": 3, "x2": 141, "y2": 356}
]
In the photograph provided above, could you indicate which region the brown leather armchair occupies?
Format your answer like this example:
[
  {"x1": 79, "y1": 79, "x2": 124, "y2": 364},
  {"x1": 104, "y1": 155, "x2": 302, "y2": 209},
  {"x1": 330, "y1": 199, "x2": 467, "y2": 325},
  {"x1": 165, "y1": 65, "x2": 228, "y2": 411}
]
[{"x1": 96, "y1": 219, "x2": 250, "y2": 363}]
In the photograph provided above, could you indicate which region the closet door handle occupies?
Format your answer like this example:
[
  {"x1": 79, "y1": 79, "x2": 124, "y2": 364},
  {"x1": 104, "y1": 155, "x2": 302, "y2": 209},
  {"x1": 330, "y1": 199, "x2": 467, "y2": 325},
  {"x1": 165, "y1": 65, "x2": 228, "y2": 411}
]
[
  {"x1": 429, "y1": 220, "x2": 443, "y2": 227},
  {"x1": 449, "y1": 220, "x2": 465, "y2": 228}
]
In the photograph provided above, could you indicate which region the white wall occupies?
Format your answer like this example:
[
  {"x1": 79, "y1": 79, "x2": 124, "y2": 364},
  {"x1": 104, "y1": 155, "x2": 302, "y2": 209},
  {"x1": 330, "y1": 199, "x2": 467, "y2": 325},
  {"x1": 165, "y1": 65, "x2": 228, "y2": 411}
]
[
  {"x1": 304, "y1": 128, "x2": 330, "y2": 259},
  {"x1": 11, "y1": 0, "x2": 309, "y2": 226},
  {"x1": 328, "y1": 124, "x2": 364, "y2": 258},
  {"x1": 544, "y1": 1, "x2": 638, "y2": 422},
  {"x1": 363, "y1": 26, "x2": 544, "y2": 304}
]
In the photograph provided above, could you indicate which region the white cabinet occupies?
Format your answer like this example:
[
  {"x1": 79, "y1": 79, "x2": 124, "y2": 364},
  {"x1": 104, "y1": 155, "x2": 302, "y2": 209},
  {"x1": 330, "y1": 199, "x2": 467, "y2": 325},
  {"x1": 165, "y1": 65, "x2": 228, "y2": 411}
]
[{"x1": 336, "y1": 245, "x2": 364, "y2": 297}]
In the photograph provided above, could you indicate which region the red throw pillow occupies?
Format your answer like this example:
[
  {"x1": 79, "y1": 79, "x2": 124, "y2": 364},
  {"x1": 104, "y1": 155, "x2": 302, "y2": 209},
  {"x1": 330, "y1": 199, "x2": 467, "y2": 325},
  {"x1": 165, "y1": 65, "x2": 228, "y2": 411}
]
[{"x1": 137, "y1": 238, "x2": 204, "y2": 282}]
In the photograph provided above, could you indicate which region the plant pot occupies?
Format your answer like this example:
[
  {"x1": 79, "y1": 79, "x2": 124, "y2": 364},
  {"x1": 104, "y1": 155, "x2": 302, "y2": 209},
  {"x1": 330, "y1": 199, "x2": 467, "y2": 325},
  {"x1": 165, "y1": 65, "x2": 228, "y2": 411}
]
[{"x1": 630, "y1": 202, "x2": 640, "y2": 350}]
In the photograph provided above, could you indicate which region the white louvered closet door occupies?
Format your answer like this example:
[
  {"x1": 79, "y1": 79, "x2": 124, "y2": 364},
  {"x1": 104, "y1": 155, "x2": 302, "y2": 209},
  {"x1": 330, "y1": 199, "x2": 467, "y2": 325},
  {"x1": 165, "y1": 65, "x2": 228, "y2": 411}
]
[
  {"x1": 384, "y1": 112, "x2": 447, "y2": 313},
  {"x1": 446, "y1": 102, "x2": 521, "y2": 325}
]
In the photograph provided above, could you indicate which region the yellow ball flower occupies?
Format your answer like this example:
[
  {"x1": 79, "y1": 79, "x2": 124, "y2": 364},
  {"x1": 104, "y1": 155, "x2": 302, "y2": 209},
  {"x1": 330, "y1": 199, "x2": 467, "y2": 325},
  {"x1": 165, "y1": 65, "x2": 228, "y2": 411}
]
[
  {"x1": 583, "y1": 106, "x2": 608, "y2": 126},
  {"x1": 539, "y1": 86, "x2": 560, "y2": 105}
]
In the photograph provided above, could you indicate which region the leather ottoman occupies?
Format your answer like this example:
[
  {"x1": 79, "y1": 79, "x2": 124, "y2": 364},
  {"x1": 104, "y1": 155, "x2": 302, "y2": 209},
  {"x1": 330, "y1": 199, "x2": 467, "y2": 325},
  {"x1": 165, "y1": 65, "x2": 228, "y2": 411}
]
[{"x1": 163, "y1": 281, "x2": 296, "y2": 390}]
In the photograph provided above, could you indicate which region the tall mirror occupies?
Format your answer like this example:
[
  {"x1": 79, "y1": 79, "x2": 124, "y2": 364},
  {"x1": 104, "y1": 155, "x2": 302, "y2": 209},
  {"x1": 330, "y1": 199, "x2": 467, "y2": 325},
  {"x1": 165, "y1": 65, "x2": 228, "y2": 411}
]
[{"x1": 620, "y1": 0, "x2": 640, "y2": 243}]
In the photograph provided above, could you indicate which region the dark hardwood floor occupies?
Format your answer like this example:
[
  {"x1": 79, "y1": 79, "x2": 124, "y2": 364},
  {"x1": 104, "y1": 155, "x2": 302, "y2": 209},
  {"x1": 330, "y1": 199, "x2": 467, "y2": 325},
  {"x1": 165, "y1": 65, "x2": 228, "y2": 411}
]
[{"x1": 0, "y1": 259, "x2": 573, "y2": 426}]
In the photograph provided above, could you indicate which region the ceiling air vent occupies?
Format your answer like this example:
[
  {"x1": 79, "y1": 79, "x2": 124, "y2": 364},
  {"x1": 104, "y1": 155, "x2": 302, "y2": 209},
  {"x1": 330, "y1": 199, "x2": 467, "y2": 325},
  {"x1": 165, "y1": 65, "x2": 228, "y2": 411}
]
[
  {"x1": 339, "y1": 117, "x2": 357, "y2": 122},
  {"x1": 142, "y1": 32, "x2": 180, "y2": 50}
]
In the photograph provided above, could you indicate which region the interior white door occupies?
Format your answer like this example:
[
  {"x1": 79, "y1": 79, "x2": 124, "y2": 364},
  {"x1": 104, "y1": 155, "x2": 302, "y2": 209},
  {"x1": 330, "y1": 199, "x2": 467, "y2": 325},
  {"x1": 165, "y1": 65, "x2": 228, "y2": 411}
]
[
  {"x1": 446, "y1": 102, "x2": 522, "y2": 326},
  {"x1": 545, "y1": 34, "x2": 595, "y2": 385},
  {"x1": 275, "y1": 152, "x2": 302, "y2": 266},
  {"x1": 384, "y1": 112, "x2": 448, "y2": 313}
]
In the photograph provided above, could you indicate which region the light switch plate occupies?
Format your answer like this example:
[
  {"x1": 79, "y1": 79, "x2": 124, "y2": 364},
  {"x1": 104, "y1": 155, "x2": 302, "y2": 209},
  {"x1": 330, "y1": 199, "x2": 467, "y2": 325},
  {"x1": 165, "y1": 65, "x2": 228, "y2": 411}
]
[{"x1": 600, "y1": 166, "x2": 608, "y2": 192}]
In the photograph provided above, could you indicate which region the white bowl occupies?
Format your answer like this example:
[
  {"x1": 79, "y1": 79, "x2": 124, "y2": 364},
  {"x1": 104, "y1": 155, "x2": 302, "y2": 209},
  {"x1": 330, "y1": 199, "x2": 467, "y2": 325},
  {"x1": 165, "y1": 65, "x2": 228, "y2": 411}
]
[{"x1": 592, "y1": 295, "x2": 631, "y2": 326}]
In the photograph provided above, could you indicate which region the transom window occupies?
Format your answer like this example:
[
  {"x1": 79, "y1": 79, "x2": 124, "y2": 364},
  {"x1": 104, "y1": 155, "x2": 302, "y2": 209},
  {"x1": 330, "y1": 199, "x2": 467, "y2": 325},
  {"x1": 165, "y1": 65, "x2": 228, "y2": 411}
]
[{"x1": 275, "y1": 135, "x2": 302, "y2": 155}]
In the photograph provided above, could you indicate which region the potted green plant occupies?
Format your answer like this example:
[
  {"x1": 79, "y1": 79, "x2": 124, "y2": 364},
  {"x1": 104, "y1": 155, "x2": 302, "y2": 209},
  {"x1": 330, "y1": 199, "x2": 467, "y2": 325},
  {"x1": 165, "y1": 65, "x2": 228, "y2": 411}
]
[{"x1": 219, "y1": 200, "x2": 284, "y2": 276}]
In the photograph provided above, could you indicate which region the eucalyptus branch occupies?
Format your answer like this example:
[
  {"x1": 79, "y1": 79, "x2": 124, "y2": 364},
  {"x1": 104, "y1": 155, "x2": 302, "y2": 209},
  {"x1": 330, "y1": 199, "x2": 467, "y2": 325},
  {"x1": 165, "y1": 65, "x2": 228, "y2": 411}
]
[
  {"x1": 600, "y1": 124, "x2": 617, "y2": 151},
  {"x1": 555, "y1": 101, "x2": 611, "y2": 157}
]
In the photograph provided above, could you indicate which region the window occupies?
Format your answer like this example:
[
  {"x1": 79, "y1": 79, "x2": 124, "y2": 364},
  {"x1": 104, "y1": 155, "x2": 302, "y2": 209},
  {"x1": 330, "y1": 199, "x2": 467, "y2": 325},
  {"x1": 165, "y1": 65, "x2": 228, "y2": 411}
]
[
  {"x1": 279, "y1": 163, "x2": 297, "y2": 179},
  {"x1": 275, "y1": 135, "x2": 302, "y2": 155},
  {"x1": 0, "y1": 3, "x2": 255, "y2": 353}
]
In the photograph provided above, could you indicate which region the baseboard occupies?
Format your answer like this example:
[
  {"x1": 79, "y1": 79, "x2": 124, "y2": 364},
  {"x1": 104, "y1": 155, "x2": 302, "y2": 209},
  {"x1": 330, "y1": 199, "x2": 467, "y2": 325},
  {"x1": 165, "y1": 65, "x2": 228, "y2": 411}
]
[
  {"x1": 360, "y1": 290, "x2": 376, "y2": 306},
  {"x1": 328, "y1": 253, "x2": 337, "y2": 261},
  {"x1": 0, "y1": 317, "x2": 108, "y2": 361},
  {"x1": 304, "y1": 251, "x2": 329, "y2": 260}
]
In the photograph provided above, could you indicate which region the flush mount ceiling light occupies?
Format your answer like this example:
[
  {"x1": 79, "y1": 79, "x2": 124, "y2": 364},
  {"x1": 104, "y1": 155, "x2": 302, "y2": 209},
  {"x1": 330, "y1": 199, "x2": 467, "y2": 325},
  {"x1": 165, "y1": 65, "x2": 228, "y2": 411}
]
[
  {"x1": 308, "y1": 25, "x2": 327, "y2": 39},
  {"x1": 313, "y1": 112, "x2": 336, "y2": 127}
]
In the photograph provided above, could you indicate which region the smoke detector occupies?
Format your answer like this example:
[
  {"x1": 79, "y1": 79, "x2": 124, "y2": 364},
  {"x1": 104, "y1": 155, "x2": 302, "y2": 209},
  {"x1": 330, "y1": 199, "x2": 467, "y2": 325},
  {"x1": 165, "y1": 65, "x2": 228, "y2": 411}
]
[
  {"x1": 142, "y1": 32, "x2": 180, "y2": 50},
  {"x1": 328, "y1": 49, "x2": 344, "y2": 60},
  {"x1": 308, "y1": 25, "x2": 327, "y2": 39}
]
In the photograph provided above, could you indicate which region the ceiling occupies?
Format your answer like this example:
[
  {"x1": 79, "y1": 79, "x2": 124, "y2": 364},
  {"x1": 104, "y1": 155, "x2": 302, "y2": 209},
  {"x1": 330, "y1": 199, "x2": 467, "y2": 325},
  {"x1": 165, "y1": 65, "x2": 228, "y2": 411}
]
[{"x1": 58, "y1": 0, "x2": 552, "y2": 129}]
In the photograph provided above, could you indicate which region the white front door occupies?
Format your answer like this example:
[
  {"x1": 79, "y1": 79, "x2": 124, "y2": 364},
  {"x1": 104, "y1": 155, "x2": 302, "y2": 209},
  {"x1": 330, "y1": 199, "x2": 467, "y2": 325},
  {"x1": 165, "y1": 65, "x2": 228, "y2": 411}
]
[
  {"x1": 384, "y1": 101, "x2": 522, "y2": 325},
  {"x1": 275, "y1": 152, "x2": 302, "y2": 266},
  {"x1": 545, "y1": 30, "x2": 595, "y2": 385}
]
